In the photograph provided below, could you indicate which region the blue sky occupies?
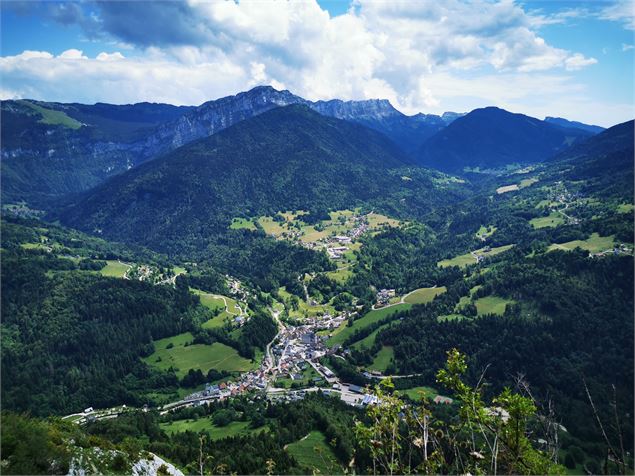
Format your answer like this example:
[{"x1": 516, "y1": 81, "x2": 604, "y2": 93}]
[{"x1": 1, "y1": 0, "x2": 633, "y2": 126}]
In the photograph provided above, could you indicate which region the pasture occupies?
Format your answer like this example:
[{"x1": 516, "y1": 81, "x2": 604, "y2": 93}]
[
  {"x1": 99, "y1": 260, "x2": 130, "y2": 278},
  {"x1": 496, "y1": 184, "x2": 519, "y2": 194},
  {"x1": 476, "y1": 225, "x2": 496, "y2": 240},
  {"x1": 519, "y1": 177, "x2": 539, "y2": 188},
  {"x1": 401, "y1": 386, "x2": 437, "y2": 401},
  {"x1": 368, "y1": 346, "x2": 394, "y2": 372},
  {"x1": 403, "y1": 286, "x2": 447, "y2": 304},
  {"x1": 437, "y1": 313, "x2": 466, "y2": 322},
  {"x1": 438, "y1": 244, "x2": 514, "y2": 268},
  {"x1": 350, "y1": 323, "x2": 391, "y2": 350},
  {"x1": 144, "y1": 333, "x2": 256, "y2": 378},
  {"x1": 286, "y1": 431, "x2": 341, "y2": 475},
  {"x1": 160, "y1": 419, "x2": 264, "y2": 440},
  {"x1": 548, "y1": 233, "x2": 615, "y2": 253},
  {"x1": 530, "y1": 212, "x2": 565, "y2": 229},
  {"x1": 20, "y1": 100, "x2": 82, "y2": 129},
  {"x1": 230, "y1": 217, "x2": 257, "y2": 230},
  {"x1": 475, "y1": 296, "x2": 514, "y2": 316},
  {"x1": 327, "y1": 303, "x2": 411, "y2": 347}
]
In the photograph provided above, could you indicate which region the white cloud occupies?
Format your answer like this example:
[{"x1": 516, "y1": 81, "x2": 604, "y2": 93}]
[
  {"x1": 96, "y1": 51, "x2": 125, "y2": 61},
  {"x1": 58, "y1": 49, "x2": 87, "y2": 59},
  {"x1": 0, "y1": 51, "x2": 248, "y2": 105},
  {"x1": 564, "y1": 53, "x2": 598, "y2": 71},
  {"x1": 622, "y1": 43, "x2": 635, "y2": 51},
  {"x1": 599, "y1": 0, "x2": 635, "y2": 30},
  {"x1": 0, "y1": 0, "x2": 619, "y2": 124}
]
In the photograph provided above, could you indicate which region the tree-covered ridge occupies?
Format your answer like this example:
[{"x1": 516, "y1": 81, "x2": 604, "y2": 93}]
[
  {"x1": 0, "y1": 218, "x2": 277, "y2": 416},
  {"x1": 4, "y1": 351, "x2": 605, "y2": 475},
  {"x1": 56, "y1": 105, "x2": 469, "y2": 257}
]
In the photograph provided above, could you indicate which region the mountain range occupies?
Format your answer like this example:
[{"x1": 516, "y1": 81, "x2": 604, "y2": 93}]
[
  {"x1": 418, "y1": 107, "x2": 594, "y2": 172},
  {"x1": 2, "y1": 85, "x2": 607, "y2": 206},
  {"x1": 56, "y1": 105, "x2": 426, "y2": 254}
]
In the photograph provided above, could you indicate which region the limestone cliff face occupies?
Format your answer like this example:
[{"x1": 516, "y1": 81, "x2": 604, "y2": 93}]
[{"x1": 2, "y1": 86, "x2": 461, "y2": 204}]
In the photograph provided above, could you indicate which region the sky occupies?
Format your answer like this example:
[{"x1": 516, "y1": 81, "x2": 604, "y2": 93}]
[{"x1": 1, "y1": 0, "x2": 633, "y2": 127}]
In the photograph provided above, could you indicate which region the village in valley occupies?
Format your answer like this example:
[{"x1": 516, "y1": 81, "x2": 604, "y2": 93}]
[
  {"x1": 62, "y1": 193, "x2": 631, "y2": 433},
  {"x1": 64, "y1": 209, "x2": 458, "y2": 427}
]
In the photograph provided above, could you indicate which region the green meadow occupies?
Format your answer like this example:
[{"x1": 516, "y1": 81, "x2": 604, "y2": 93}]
[
  {"x1": 99, "y1": 260, "x2": 130, "y2": 278},
  {"x1": 438, "y1": 244, "x2": 514, "y2": 268},
  {"x1": 160, "y1": 419, "x2": 265, "y2": 440},
  {"x1": 548, "y1": 233, "x2": 615, "y2": 253},
  {"x1": 403, "y1": 286, "x2": 447, "y2": 304},
  {"x1": 327, "y1": 304, "x2": 411, "y2": 347},
  {"x1": 368, "y1": 346, "x2": 394, "y2": 372},
  {"x1": 286, "y1": 431, "x2": 342, "y2": 475},
  {"x1": 144, "y1": 333, "x2": 256, "y2": 378},
  {"x1": 530, "y1": 212, "x2": 565, "y2": 229},
  {"x1": 19, "y1": 100, "x2": 83, "y2": 129},
  {"x1": 475, "y1": 296, "x2": 514, "y2": 316}
]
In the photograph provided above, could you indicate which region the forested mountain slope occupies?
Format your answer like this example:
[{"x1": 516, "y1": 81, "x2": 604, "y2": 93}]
[
  {"x1": 56, "y1": 105, "x2": 442, "y2": 256},
  {"x1": 1, "y1": 100, "x2": 194, "y2": 205},
  {"x1": 418, "y1": 106, "x2": 593, "y2": 172}
]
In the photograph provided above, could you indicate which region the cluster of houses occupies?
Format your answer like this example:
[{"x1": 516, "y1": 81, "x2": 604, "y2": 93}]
[
  {"x1": 590, "y1": 243, "x2": 633, "y2": 258},
  {"x1": 376, "y1": 288, "x2": 396, "y2": 306}
]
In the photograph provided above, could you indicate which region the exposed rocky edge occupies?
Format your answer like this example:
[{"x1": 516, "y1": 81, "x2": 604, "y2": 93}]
[
  {"x1": 139, "y1": 86, "x2": 462, "y2": 160},
  {"x1": 2, "y1": 85, "x2": 461, "y2": 204},
  {"x1": 132, "y1": 454, "x2": 183, "y2": 476},
  {"x1": 66, "y1": 447, "x2": 183, "y2": 476}
]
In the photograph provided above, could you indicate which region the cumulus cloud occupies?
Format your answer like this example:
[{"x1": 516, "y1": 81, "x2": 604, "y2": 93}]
[
  {"x1": 58, "y1": 49, "x2": 87, "y2": 59},
  {"x1": 0, "y1": 50, "x2": 248, "y2": 105},
  {"x1": 0, "y1": 0, "x2": 610, "y2": 121},
  {"x1": 564, "y1": 53, "x2": 598, "y2": 71}
]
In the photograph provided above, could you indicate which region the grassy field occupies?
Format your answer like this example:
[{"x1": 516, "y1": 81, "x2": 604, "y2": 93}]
[
  {"x1": 326, "y1": 267, "x2": 354, "y2": 283},
  {"x1": 144, "y1": 333, "x2": 256, "y2": 378},
  {"x1": 173, "y1": 266, "x2": 187, "y2": 275},
  {"x1": 350, "y1": 323, "x2": 391, "y2": 350},
  {"x1": 192, "y1": 290, "x2": 242, "y2": 328},
  {"x1": 438, "y1": 244, "x2": 514, "y2": 268},
  {"x1": 475, "y1": 296, "x2": 514, "y2": 316},
  {"x1": 400, "y1": 386, "x2": 437, "y2": 401},
  {"x1": 548, "y1": 233, "x2": 615, "y2": 253},
  {"x1": 455, "y1": 285, "x2": 482, "y2": 312},
  {"x1": 403, "y1": 286, "x2": 447, "y2": 304},
  {"x1": 160, "y1": 419, "x2": 264, "y2": 440},
  {"x1": 496, "y1": 184, "x2": 519, "y2": 194},
  {"x1": 257, "y1": 216, "x2": 289, "y2": 236},
  {"x1": 437, "y1": 252, "x2": 476, "y2": 268},
  {"x1": 368, "y1": 346, "x2": 394, "y2": 372},
  {"x1": 230, "y1": 217, "x2": 257, "y2": 230},
  {"x1": 535, "y1": 199, "x2": 559, "y2": 209},
  {"x1": 327, "y1": 304, "x2": 412, "y2": 347},
  {"x1": 530, "y1": 212, "x2": 565, "y2": 229},
  {"x1": 255, "y1": 209, "x2": 403, "y2": 245},
  {"x1": 99, "y1": 260, "x2": 130, "y2": 278},
  {"x1": 519, "y1": 177, "x2": 539, "y2": 188},
  {"x1": 20, "y1": 100, "x2": 82, "y2": 129},
  {"x1": 367, "y1": 212, "x2": 401, "y2": 229},
  {"x1": 286, "y1": 431, "x2": 341, "y2": 475},
  {"x1": 476, "y1": 225, "x2": 496, "y2": 240}
]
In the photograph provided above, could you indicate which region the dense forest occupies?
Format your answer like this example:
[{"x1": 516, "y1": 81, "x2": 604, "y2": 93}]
[{"x1": 0, "y1": 218, "x2": 276, "y2": 415}]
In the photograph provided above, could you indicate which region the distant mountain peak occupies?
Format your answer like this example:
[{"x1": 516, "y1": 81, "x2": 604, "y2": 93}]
[
  {"x1": 418, "y1": 106, "x2": 593, "y2": 172},
  {"x1": 544, "y1": 116, "x2": 605, "y2": 135}
]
